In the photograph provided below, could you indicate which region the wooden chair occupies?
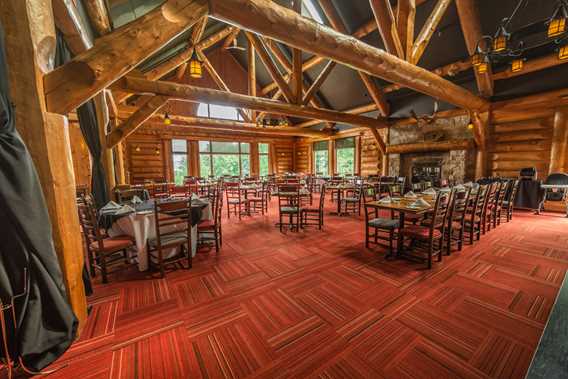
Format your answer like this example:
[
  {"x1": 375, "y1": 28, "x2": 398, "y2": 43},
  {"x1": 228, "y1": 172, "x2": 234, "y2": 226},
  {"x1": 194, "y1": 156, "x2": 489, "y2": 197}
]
[
  {"x1": 364, "y1": 204, "x2": 399, "y2": 254},
  {"x1": 147, "y1": 199, "x2": 193, "y2": 278},
  {"x1": 152, "y1": 182, "x2": 170, "y2": 199},
  {"x1": 445, "y1": 188, "x2": 471, "y2": 255},
  {"x1": 341, "y1": 183, "x2": 363, "y2": 215},
  {"x1": 464, "y1": 184, "x2": 488, "y2": 244},
  {"x1": 388, "y1": 184, "x2": 403, "y2": 197},
  {"x1": 502, "y1": 179, "x2": 519, "y2": 222},
  {"x1": 412, "y1": 182, "x2": 423, "y2": 192},
  {"x1": 225, "y1": 182, "x2": 249, "y2": 219},
  {"x1": 277, "y1": 184, "x2": 300, "y2": 232},
  {"x1": 401, "y1": 191, "x2": 451, "y2": 269},
  {"x1": 249, "y1": 181, "x2": 269, "y2": 215},
  {"x1": 482, "y1": 183, "x2": 498, "y2": 234},
  {"x1": 116, "y1": 188, "x2": 148, "y2": 203},
  {"x1": 494, "y1": 180, "x2": 510, "y2": 227},
  {"x1": 77, "y1": 197, "x2": 135, "y2": 283},
  {"x1": 198, "y1": 186, "x2": 223, "y2": 252},
  {"x1": 301, "y1": 185, "x2": 326, "y2": 229}
]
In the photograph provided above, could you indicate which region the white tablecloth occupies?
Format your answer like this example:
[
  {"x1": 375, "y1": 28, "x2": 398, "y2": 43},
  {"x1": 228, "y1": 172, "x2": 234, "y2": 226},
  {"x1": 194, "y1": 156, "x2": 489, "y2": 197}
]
[{"x1": 108, "y1": 203, "x2": 212, "y2": 271}]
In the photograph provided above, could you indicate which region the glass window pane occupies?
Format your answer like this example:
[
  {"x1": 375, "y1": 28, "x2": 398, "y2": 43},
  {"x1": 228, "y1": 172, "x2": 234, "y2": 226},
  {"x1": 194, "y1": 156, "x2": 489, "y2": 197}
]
[
  {"x1": 210, "y1": 104, "x2": 238, "y2": 120},
  {"x1": 211, "y1": 141, "x2": 239, "y2": 153},
  {"x1": 172, "y1": 139, "x2": 187, "y2": 153},
  {"x1": 197, "y1": 103, "x2": 209, "y2": 117},
  {"x1": 336, "y1": 147, "x2": 355, "y2": 175},
  {"x1": 173, "y1": 154, "x2": 188, "y2": 185},
  {"x1": 212, "y1": 154, "x2": 240, "y2": 177},
  {"x1": 241, "y1": 155, "x2": 250, "y2": 177},
  {"x1": 314, "y1": 150, "x2": 328, "y2": 175},
  {"x1": 240, "y1": 142, "x2": 250, "y2": 153},
  {"x1": 335, "y1": 137, "x2": 355, "y2": 149},
  {"x1": 313, "y1": 140, "x2": 329, "y2": 151},
  {"x1": 258, "y1": 143, "x2": 269, "y2": 154},
  {"x1": 200, "y1": 154, "x2": 211, "y2": 177},
  {"x1": 199, "y1": 140, "x2": 210, "y2": 152},
  {"x1": 259, "y1": 155, "x2": 269, "y2": 176}
]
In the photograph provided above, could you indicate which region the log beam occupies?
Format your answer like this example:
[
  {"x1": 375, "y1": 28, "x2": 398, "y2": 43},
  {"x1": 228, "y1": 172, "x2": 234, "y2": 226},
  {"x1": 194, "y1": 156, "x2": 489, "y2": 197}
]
[
  {"x1": 119, "y1": 77, "x2": 389, "y2": 129},
  {"x1": 396, "y1": 0, "x2": 416, "y2": 59},
  {"x1": 83, "y1": 0, "x2": 112, "y2": 36},
  {"x1": 292, "y1": 0, "x2": 303, "y2": 104},
  {"x1": 248, "y1": 36, "x2": 257, "y2": 120},
  {"x1": 409, "y1": 0, "x2": 452, "y2": 65},
  {"x1": 44, "y1": 0, "x2": 209, "y2": 114},
  {"x1": 493, "y1": 52, "x2": 568, "y2": 81},
  {"x1": 1, "y1": 0, "x2": 87, "y2": 327},
  {"x1": 209, "y1": 0, "x2": 488, "y2": 111},
  {"x1": 456, "y1": 0, "x2": 494, "y2": 97},
  {"x1": 368, "y1": 0, "x2": 404, "y2": 58},
  {"x1": 386, "y1": 139, "x2": 473, "y2": 154},
  {"x1": 245, "y1": 32, "x2": 295, "y2": 103},
  {"x1": 550, "y1": 108, "x2": 568, "y2": 174},
  {"x1": 472, "y1": 112, "x2": 489, "y2": 179},
  {"x1": 107, "y1": 96, "x2": 168, "y2": 148},
  {"x1": 52, "y1": 0, "x2": 93, "y2": 55},
  {"x1": 318, "y1": 0, "x2": 390, "y2": 116},
  {"x1": 302, "y1": 60, "x2": 336, "y2": 105}
]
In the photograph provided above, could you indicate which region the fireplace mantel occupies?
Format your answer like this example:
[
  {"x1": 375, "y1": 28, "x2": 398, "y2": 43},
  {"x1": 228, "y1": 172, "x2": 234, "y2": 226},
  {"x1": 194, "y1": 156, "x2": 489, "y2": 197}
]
[{"x1": 386, "y1": 139, "x2": 473, "y2": 154}]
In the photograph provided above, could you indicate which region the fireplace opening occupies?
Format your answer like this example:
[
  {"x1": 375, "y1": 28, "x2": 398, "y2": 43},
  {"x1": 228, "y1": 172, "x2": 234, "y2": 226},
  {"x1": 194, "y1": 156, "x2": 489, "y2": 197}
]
[{"x1": 412, "y1": 160, "x2": 442, "y2": 186}]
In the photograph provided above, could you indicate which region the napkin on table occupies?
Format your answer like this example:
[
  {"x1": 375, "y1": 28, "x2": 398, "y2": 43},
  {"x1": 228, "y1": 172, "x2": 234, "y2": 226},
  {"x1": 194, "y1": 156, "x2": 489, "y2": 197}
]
[
  {"x1": 411, "y1": 198, "x2": 430, "y2": 208},
  {"x1": 378, "y1": 195, "x2": 392, "y2": 204},
  {"x1": 404, "y1": 191, "x2": 417, "y2": 199},
  {"x1": 101, "y1": 201, "x2": 121, "y2": 211},
  {"x1": 115, "y1": 205, "x2": 135, "y2": 215},
  {"x1": 131, "y1": 195, "x2": 143, "y2": 204},
  {"x1": 422, "y1": 187, "x2": 436, "y2": 195}
]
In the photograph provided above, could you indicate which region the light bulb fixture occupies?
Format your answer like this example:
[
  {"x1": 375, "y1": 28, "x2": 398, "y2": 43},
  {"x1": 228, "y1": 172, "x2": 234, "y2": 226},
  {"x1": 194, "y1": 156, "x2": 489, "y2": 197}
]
[
  {"x1": 135, "y1": 146, "x2": 141, "y2": 152},
  {"x1": 164, "y1": 112, "x2": 172, "y2": 125},
  {"x1": 477, "y1": 55, "x2": 491, "y2": 74},
  {"x1": 467, "y1": 120, "x2": 474, "y2": 130},
  {"x1": 492, "y1": 25, "x2": 510, "y2": 52},
  {"x1": 560, "y1": 44, "x2": 568, "y2": 60},
  {"x1": 471, "y1": 52, "x2": 483, "y2": 67},
  {"x1": 548, "y1": 1, "x2": 568, "y2": 38},
  {"x1": 189, "y1": 50, "x2": 203, "y2": 79},
  {"x1": 511, "y1": 58, "x2": 524, "y2": 72},
  {"x1": 155, "y1": 148, "x2": 160, "y2": 155}
]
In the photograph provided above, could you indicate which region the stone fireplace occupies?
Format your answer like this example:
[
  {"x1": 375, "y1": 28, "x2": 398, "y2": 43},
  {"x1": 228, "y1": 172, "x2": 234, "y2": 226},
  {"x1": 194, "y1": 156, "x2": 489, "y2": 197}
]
[{"x1": 387, "y1": 115, "x2": 475, "y2": 185}]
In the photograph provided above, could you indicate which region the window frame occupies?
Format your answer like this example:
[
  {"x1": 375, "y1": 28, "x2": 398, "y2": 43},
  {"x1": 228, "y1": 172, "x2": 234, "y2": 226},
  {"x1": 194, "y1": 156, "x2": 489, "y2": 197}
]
[
  {"x1": 313, "y1": 140, "x2": 330, "y2": 176},
  {"x1": 196, "y1": 103, "x2": 244, "y2": 121},
  {"x1": 171, "y1": 139, "x2": 188, "y2": 185},
  {"x1": 199, "y1": 140, "x2": 251, "y2": 178},
  {"x1": 334, "y1": 137, "x2": 356, "y2": 176},
  {"x1": 258, "y1": 142, "x2": 270, "y2": 177}
]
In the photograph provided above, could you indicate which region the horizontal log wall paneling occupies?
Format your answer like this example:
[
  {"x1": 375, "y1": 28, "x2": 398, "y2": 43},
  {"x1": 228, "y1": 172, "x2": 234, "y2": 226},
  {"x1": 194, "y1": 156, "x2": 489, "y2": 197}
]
[
  {"x1": 294, "y1": 142, "x2": 311, "y2": 174},
  {"x1": 488, "y1": 116, "x2": 553, "y2": 178},
  {"x1": 360, "y1": 130, "x2": 382, "y2": 176},
  {"x1": 126, "y1": 139, "x2": 167, "y2": 183},
  {"x1": 275, "y1": 143, "x2": 294, "y2": 174}
]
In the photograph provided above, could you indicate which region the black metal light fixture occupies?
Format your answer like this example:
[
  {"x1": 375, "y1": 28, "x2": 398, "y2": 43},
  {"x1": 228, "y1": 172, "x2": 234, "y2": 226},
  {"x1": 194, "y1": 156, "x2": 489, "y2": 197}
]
[
  {"x1": 256, "y1": 115, "x2": 289, "y2": 128},
  {"x1": 548, "y1": 0, "x2": 568, "y2": 38},
  {"x1": 470, "y1": 0, "x2": 568, "y2": 75},
  {"x1": 188, "y1": 50, "x2": 203, "y2": 79}
]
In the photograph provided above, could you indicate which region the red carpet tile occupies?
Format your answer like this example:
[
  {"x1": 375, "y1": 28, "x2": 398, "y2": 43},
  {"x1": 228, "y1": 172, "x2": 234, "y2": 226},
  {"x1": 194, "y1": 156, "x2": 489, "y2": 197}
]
[{"x1": 39, "y1": 199, "x2": 568, "y2": 379}]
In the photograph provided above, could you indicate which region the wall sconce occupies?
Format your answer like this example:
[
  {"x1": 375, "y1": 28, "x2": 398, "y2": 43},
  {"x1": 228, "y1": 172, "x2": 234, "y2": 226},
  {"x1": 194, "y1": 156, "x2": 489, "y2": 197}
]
[
  {"x1": 155, "y1": 147, "x2": 160, "y2": 155},
  {"x1": 135, "y1": 146, "x2": 141, "y2": 152}
]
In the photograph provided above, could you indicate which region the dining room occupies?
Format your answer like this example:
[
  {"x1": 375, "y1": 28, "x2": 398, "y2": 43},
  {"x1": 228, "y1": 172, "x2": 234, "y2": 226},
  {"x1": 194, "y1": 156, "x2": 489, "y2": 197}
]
[{"x1": 2, "y1": 0, "x2": 568, "y2": 378}]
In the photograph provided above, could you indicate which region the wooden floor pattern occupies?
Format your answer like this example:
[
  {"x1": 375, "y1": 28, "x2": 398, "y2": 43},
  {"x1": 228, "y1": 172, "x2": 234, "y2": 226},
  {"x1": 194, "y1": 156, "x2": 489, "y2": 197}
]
[{"x1": 40, "y1": 199, "x2": 568, "y2": 379}]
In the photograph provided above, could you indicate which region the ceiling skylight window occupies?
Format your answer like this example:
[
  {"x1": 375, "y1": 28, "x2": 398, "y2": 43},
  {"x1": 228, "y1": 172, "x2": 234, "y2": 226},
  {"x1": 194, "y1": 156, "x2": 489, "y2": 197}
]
[{"x1": 303, "y1": 0, "x2": 325, "y2": 24}]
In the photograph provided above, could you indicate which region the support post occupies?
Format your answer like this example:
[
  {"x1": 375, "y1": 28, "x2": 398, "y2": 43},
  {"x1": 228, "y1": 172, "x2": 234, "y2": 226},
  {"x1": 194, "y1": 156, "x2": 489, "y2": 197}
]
[{"x1": 550, "y1": 108, "x2": 568, "y2": 174}]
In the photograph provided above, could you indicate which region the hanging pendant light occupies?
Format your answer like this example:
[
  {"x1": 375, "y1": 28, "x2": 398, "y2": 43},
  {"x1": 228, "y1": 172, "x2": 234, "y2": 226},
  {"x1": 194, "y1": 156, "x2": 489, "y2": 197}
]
[
  {"x1": 471, "y1": 52, "x2": 483, "y2": 67},
  {"x1": 477, "y1": 55, "x2": 491, "y2": 74},
  {"x1": 548, "y1": 1, "x2": 568, "y2": 38},
  {"x1": 189, "y1": 50, "x2": 203, "y2": 79},
  {"x1": 492, "y1": 25, "x2": 510, "y2": 52},
  {"x1": 164, "y1": 112, "x2": 172, "y2": 125},
  {"x1": 560, "y1": 44, "x2": 568, "y2": 60},
  {"x1": 511, "y1": 58, "x2": 524, "y2": 72},
  {"x1": 467, "y1": 120, "x2": 474, "y2": 130}
]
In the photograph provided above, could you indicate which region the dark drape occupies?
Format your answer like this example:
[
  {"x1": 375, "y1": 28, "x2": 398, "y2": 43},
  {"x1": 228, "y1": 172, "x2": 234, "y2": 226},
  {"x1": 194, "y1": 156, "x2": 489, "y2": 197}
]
[
  {"x1": 55, "y1": 34, "x2": 109, "y2": 209},
  {"x1": 0, "y1": 24, "x2": 77, "y2": 370}
]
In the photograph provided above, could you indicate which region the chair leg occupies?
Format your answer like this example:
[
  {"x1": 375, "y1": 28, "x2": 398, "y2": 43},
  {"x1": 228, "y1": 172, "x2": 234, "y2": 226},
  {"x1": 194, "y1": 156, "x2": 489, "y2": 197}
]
[
  {"x1": 100, "y1": 252, "x2": 108, "y2": 283},
  {"x1": 215, "y1": 229, "x2": 220, "y2": 253},
  {"x1": 365, "y1": 225, "x2": 369, "y2": 248}
]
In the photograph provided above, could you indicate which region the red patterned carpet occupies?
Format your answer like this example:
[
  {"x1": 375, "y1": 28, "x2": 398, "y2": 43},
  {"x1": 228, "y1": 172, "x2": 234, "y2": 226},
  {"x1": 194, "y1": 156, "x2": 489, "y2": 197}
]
[{"x1": 41, "y1": 199, "x2": 568, "y2": 379}]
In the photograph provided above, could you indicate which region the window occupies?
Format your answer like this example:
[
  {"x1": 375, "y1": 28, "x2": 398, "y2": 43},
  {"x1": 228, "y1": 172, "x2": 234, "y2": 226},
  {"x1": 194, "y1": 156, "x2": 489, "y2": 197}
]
[
  {"x1": 258, "y1": 143, "x2": 270, "y2": 176},
  {"x1": 335, "y1": 137, "x2": 355, "y2": 175},
  {"x1": 313, "y1": 140, "x2": 329, "y2": 175},
  {"x1": 199, "y1": 141, "x2": 250, "y2": 178},
  {"x1": 172, "y1": 139, "x2": 188, "y2": 185},
  {"x1": 196, "y1": 103, "x2": 243, "y2": 121}
]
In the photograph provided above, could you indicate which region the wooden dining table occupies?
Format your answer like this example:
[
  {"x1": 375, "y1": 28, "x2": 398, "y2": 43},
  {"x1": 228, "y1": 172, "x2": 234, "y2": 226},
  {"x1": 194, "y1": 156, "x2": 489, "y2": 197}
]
[{"x1": 366, "y1": 194, "x2": 436, "y2": 256}]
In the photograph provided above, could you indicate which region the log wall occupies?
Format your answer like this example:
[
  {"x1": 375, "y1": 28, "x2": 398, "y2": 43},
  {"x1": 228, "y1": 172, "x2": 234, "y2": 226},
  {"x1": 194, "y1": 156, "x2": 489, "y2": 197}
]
[
  {"x1": 488, "y1": 116, "x2": 554, "y2": 178},
  {"x1": 69, "y1": 121, "x2": 92, "y2": 187}
]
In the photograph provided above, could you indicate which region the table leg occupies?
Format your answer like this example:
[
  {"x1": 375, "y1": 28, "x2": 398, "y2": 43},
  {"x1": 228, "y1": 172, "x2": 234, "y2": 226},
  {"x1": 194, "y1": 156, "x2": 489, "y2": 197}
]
[{"x1": 337, "y1": 190, "x2": 342, "y2": 215}]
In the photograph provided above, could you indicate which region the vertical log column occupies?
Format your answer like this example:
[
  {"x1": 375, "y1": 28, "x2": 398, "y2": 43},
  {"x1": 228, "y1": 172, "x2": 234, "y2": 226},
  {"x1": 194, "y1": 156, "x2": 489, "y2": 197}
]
[
  {"x1": 382, "y1": 128, "x2": 390, "y2": 175},
  {"x1": 250, "y1": 142, "x2": 260, "y2": 176},
  {"x1": 550, "y1": 108, "x2": 568, "y2": 174},
  {"x1": 1, "y1": 0, "x2": 87, "y2": 326},
  {"x1": 94, "y1": 92, "x2": 116, "y2": 192},
  {"x1": 473, "y1": 112, "x2": 489, "y2": 179}
]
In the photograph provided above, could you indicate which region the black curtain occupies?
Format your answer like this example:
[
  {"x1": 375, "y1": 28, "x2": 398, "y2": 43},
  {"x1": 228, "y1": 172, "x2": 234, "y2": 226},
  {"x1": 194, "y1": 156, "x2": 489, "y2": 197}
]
[
  {"x1": 55, "y1": 34, "x2": 109, "y2": 209},
  {"x1": 0, "y1": 24, "x2": 77, "y2": 370}
]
